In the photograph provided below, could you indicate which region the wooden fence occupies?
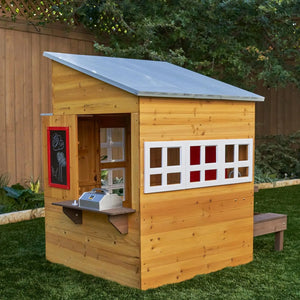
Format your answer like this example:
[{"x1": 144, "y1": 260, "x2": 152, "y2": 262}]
[
  {"x1": 255, "y1": 83, "x2": 300, "y2": 136},
  {"x1": 0, "y1": 18, "x2": 95, "y2": 185}
]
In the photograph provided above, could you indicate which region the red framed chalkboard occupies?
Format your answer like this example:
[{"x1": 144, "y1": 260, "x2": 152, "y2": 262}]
[{"x1": 47, "y1": 127, "x2": 70, "y2": 189}]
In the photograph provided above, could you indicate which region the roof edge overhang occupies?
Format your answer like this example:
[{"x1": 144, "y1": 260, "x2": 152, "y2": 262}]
[
  {"x1": 44, "y1": 51, "x2": 265, "y2": 102},
  {"x1": 136, "y1": 91, "x2": 264, "y2": 101}
]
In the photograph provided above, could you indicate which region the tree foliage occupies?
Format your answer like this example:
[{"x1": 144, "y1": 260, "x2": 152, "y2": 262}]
[{"x1": 4, "y1": 0, "x2": 299, "y2": 89}]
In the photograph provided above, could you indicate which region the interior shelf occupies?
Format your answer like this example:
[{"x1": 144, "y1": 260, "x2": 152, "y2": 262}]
[{"x1": 52, "y1": 200, "x2": 136, "y2": 234}]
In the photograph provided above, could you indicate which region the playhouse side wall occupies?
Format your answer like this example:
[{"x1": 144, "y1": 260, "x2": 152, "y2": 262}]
[
  {"x1": 43, "y1": 63, "x2": 141, "y2": 289},
  {"x1": 139, "y1": 97, "x2": 255, "y2": 290}
]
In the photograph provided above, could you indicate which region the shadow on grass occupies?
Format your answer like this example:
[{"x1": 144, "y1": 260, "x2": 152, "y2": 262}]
[{"x1": 0, "y1": 185, "x2": 299, "y2": 300}]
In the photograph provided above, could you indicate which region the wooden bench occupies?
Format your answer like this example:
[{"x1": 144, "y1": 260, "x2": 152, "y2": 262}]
[{"x1": 253, "y1": 213, "x2": 287, "y2": 251}]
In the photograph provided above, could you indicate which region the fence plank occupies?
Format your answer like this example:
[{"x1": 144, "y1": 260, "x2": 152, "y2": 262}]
[
  {"x1": 0, "y1": 28, "x2": 7, "y2": 175},
  {"x1": 5, "y1": 30, "x2": 16, "y2": 182}
]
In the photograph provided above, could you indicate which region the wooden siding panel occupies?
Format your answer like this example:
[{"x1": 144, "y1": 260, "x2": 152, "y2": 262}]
[
  {"x1": 139, "y1": 98, "x2": 255, "y2": 141},
  {"x1": 52, "y1": 62, "x2": 139, "y2": 115},
  {"x1": 140, "y1": 186, "x2": 254, "y2": 289},
  {"x1": 139, "y1": 97, "x2": 254, "y2": 289}
]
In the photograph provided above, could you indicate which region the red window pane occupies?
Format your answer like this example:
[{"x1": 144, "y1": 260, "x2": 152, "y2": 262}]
[
  {"x1": 205, "y1": 146, "x2": 216, "y2": 163},
  {"x1": 205, "y1": 169, "x2": 217, "y2": 181},
  {"x1": 190, "y1": 146, "x2": 200, "y2": 165},
  {"x1": 190, "y1": 171, "x2": 200, "y2": 182}
]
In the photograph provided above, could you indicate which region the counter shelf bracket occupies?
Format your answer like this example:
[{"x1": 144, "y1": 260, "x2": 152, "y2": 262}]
[
  {"x1": 63, "y1": 206, "x2": 82, "y2": 224},
  {"x1": 52, "y1": 200, "x2": 135, "y2": 234}
]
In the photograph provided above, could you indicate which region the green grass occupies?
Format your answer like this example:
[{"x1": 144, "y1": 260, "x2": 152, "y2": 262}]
[{"x1": 0, "y1": 186, "x2": 299, "y2": 299}]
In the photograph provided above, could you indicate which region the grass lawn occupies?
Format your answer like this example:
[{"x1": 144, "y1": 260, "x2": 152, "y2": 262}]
[{"x1": 0, "y1": 185, "x2": 299, "y2": 299}]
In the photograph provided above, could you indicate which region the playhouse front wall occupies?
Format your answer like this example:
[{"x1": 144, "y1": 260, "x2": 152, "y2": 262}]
[
  {"x1": 139, "y1": 97, "x2": 255, "y2": 290},
  {"x1": 43, "y1": 63, "x2": 141, "y2": 289}
]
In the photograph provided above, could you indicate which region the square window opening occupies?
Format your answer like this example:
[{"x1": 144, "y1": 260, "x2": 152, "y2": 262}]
[
  {"x1": 205, "y1": 146, "x2": 216, "y2": 163},
  {"x1": 225, "y1": 145, "x2": 234, "y2": 163},
  {"x1": 225, "y1": 168, "x2": 234, "y2": 179},
  {"x1": 101, "y1": 168, "x2": 125, "y2": 198},
  {"x1": 190, "y1": 171, "x2": 201, "y2": 182},
  {"x1": 150, "y1": 174, "x2": 162, "y2": 186},
  {"x1": 111, "y1": 128, "x2": 124, "y2": 143},
  {"x1": 239, "y1": 145, "x2": 248, "y2": 161},
  {"x1": 167, "y1": 147, "x2": 180, "y2": 166},
  {"x1": 112, "y1": 147, "x2": 124, "y2": 161},
  {"x1": 150, "y1": 148, "x2": 162, "y2": 168},
  {"x1": 238, "y1": 167, "x2": 249, "y2": 177},
  {"x1": 205, "y1": 169, "x2": 217, "y2": 181},
  {"x1": 100, "y1": 148, "x2": 108, "y2": 162},
  {"x1": 190, "y1": 146, "x2": 201, "y2": 165},
  {"x1": 167, "y1": 173, "x2": 181, "y2": 185}
]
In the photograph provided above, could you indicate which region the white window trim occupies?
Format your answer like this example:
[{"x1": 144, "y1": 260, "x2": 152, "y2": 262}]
[{"x1": 144, "y1": 139, "x2": 253, "y2": 193}]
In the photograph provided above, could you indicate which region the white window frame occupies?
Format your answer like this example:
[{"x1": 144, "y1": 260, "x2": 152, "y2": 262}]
[
  {"x1": 144, "y1": 139, "x2": 253, "y2": 193},
  {"x1": 144, "y1": 141, "x2": 186, "y2": 193}
]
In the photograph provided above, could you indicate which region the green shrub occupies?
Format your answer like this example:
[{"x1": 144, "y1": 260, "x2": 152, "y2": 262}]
[
  {"x1": 0, "y1": 183, "x2": 44, "y2": 214},
  {"x1": 254, "y1": 166, "x2": 277, "y2": 183},
  {"x1": 255, "y1": 131, "x2": 300, "y2": 180}
]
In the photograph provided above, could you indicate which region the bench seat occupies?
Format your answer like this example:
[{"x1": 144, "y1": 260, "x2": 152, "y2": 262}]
[{"x1": 254, "y1": 213, "x2": 287, "y2": 251}]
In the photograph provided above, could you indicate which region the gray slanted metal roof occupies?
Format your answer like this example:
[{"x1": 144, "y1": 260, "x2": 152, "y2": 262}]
[{"x1": 43, "y1": 52, "x2": 264, "y2": 102}]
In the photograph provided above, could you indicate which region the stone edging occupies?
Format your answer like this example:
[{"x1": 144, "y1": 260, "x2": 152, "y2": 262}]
[
  {"x1": 255, "y1": 179, "x2": 300, "y2": 191},
  {"x1": 0, "y1": 207, "x2": 45, "y2": 225}
]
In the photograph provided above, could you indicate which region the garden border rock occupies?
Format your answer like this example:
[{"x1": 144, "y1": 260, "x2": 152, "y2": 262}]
[
  {"x1": 0, "y1": 207, "x2": 45, "y2": 225},
  {"x1": 255, "y1": 179, "x2": 300, "y2": 191}
]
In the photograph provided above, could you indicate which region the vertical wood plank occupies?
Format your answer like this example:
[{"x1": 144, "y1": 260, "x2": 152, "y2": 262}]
[
  {"x1": 0, "y1": 28, "x2": 7, "y2": 175},
  {"x1": 14, "y1": 30, "x2": 25, "y2": 183},
  {"x1": 5, "y1": 29, "x2": 16, "y2": 183},
  {"x1": 31, "y1": 32, "x2": 43, "y2": 182},
  {"x1": 23, "y1": 31, "x2": 34, "y2": 181},
  {"x1": 40, "y1": 34, "x2": 51, "y2": 115}
]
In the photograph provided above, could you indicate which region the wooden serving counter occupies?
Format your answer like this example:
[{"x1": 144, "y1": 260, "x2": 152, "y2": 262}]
[{"x1": 52, "y1": 200, "x2": 136, "y2": 234}]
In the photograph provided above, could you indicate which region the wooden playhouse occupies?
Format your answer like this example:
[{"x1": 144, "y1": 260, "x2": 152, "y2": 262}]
[{"x1": 42, "y1": 52, "x2": 264, "y2": 290}]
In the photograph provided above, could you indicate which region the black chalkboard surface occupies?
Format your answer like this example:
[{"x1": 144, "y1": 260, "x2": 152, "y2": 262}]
[{"x1": 47, "y1": 127, "x2": 70, "y2": 189}]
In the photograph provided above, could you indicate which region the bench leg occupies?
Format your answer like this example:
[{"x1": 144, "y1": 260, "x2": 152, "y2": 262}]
[{"x1": 275, "y1": 231, "x2": 284, "y2": 251}]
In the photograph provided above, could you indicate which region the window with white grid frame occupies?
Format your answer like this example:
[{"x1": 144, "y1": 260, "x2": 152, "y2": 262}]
[
  {"x1": 144, "y1": 142, "x2": 186, "y2": 193},
  {"x1": 100, "y1": 128, "x2": 126, "y2": 200},
  {"x1": 144, "y1": 139, "x2": 253, "y2": 193}
]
